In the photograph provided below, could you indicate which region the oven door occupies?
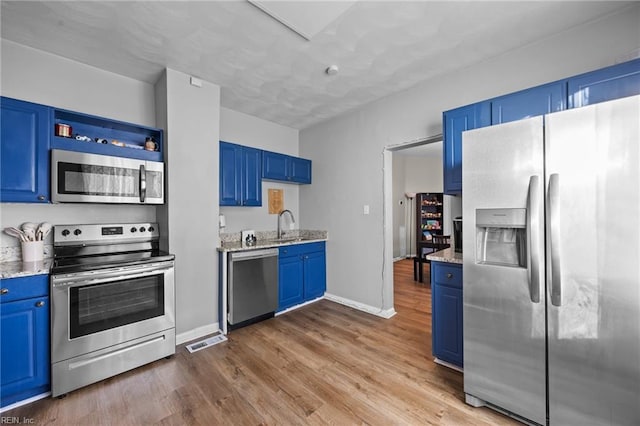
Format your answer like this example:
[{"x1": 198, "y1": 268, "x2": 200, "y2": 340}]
[
  {"x1": 51, "y1": 149, "x2": 164, "y2": 204},
  {"x1": 50, "y1": 261, "x2": 175, "y2": 363}
]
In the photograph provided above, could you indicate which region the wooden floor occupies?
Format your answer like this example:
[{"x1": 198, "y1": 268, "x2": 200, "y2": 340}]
[{"x1": 7, "y1": 259, "x2": 516, "y2": 425}]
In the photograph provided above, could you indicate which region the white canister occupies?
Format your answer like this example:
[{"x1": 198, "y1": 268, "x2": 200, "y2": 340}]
[{"x1": 22, "y1": 240, "x2": 44, "y2": 262}]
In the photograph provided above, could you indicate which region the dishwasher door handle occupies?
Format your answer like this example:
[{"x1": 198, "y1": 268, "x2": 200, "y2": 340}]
[{"x1": 229, "y1": 248, "x2": 279, "y2": 261}]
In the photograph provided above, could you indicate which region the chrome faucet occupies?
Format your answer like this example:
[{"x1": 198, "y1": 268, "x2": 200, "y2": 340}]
[{"x1": 277, "y1": 209, "x2": 295, "y2": 239}]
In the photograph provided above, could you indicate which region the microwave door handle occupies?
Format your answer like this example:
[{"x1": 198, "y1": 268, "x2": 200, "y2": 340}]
[{"x1": 139, "y1": 164, "x2": 146, "y2": 203}]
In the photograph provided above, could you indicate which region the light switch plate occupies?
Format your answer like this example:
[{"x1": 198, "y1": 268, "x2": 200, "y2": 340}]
[{"x1": 363, "y1": 205, "x2": 370, "y2": 215}]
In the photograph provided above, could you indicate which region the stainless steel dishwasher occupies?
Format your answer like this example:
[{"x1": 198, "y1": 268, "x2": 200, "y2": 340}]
[{"x1": 228, "y1": 248, "x2": 279, "y2": 330}]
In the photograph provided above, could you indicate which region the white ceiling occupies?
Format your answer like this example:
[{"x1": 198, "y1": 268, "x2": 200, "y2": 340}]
[{"x1": 0, "y1": 1, "x2": 633, "y2": 130}]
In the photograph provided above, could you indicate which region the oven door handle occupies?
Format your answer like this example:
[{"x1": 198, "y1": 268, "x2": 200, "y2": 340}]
[{"x1": 52, "y1": 263, "x2": 173, "y2": 288}]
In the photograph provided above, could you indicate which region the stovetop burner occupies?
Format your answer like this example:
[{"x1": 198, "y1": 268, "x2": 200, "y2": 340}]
[{"x1": 51, "y1": 222, "x2": 174, "y2": 275}]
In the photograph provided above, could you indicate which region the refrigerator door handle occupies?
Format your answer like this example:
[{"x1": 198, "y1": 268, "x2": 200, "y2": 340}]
[
  {"x1": 527, "y1": 175, "x2": 542, "y2": 303},
  {"x1": 549, "y1": 173, "x2": 562, "y2": 306}
]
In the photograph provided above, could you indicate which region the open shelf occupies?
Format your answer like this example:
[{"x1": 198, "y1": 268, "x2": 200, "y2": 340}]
[{"x1": 52, "y1": 108, "x2": 163, "y2": 162}]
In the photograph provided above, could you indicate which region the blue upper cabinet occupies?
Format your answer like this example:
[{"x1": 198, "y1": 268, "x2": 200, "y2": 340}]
[
  {"x1": 219, "y1": 141, "x2": 242, "y2": 206},
  {"x1": 242, "y1": 146, "x2": 262, "y2": 206},
  {"x1": 0, "y1": 97, "x2": 51, "y2": 203},
  {"x1": 290, "y1": 156, "x2": 312, "y2": 184},
  {"x1": 263, "y1": 150, "x2": 312, "y2": 184},
  {"x1": 443, "y1": 102, "x2": 489, "y2": 195},
  {"x1": 568, "y1": 58, "x2": 640, "y2": 108},
  {"x1": 442, "y1": 59, "x2": 638, "y2": 196},
  {"x1": 263, "y1": 151, "x2": 289, "y2": 181},
  {"x1": 491, "y1": 81, "x2": 566, "y2": 125},
  {"x1": 219, "y1": 141, "x2": 262, "y2": 207}
]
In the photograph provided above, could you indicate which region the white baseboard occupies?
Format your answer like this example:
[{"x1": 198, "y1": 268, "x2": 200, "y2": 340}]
[
  {"x1": 176, "y1": 322, "x2": 220, "y2": 345},
  {"x1": 275, "y1": 296, "x2": 323, "y2": 316},
  {"x1": 434, "y1": 357, "x2": 464, "y2": 373},
  {"x1": 0, "y1": 392, "x2": 50, "y2": 414},
  {"x1": 324, "y1": 293, "x2": 397, "y2": 319}
]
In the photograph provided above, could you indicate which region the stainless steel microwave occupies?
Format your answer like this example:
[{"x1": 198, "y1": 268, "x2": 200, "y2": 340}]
[{"x1": 51, "y1": 149, "x2": 164, "y2": 204}]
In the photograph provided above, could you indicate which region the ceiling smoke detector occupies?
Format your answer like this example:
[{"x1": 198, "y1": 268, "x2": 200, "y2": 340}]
[{"x1": 325, "y1": 65, "x2": 339, "y2": 76}]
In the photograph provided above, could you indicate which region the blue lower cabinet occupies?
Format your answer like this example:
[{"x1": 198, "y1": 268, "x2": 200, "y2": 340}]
[
  {"x1": 278, "y1": 242, "x2": 326, "y2": 311},
  {"x1": 0, "y1": 275, "x2": 50, "y2": 408},
  {"x1": 303, "y1": 250, "x2": 326, "y2": 300},
  {"x1": 278, "y1": 254, "x2": 304, "y2": 310},
  {"x1": 431, "y1": 262, "x2": 463, "y2": 368}
]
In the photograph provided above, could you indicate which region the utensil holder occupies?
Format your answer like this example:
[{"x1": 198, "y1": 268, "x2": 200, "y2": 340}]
[{"x1": 22, "y1": 240, "x2": 44, "y2": 262}]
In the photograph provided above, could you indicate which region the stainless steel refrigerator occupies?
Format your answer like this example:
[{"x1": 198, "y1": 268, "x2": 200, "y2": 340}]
[{"x1": 462, "y1": 94, "x2": 640, "y2": 425}]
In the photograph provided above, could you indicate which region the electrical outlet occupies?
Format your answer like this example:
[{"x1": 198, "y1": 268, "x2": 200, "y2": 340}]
[{"x1": 363, "y1": 205, "x2": 370, "y2": 215}]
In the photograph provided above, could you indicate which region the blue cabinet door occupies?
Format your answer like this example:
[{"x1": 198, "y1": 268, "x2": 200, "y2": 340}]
[
  {"x1": 432, "y1": 283, "x2": 463, "y2": 367},
  {"x1": 0, "y1": 97, "x2": 51, "y2": 203},
  {"x1": 263, "y1": 150, "x2": 312, "y2": 184},
  {"x1": 431, "y1": 262, "x2": 463, "y2": 368},
  {"x1": 242, "y1": 146, "x2": 262, "y2": 207},
  {"x1": 290, "y1": 157, "x2": 312, "y2": 184},
  {"x1": 1, "y1": 296, "x2": 50, "y2": 408},
  {"x1": 443, "y1": 103, "x2": 488, "y2": 195},
  {"x1": 491, "y1": 81, "x2": 566, "y2": 125},
  {"x1": 263, "y1": 151, "x2": 289, "y2": 181},
  {"x1": 220, "y1": 141, "x2": 262, "y2": 206},
  {"x1": 568, "y1": 58, "x2": 640, "y2": 108},
  {"x1": 303, "y1": 249, "x2": 326, "y2": 300},
  {"x1": 278, "y1": 254, "x2": 304, "y2": 310},
  {"x1": 219, "y1": 142, "x2": 242, "y2": 206}
]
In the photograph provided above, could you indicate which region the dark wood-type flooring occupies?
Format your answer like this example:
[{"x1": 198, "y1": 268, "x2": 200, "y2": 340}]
[{"x1": 6, "y1": 259, "x2": 516, "y2": 425}]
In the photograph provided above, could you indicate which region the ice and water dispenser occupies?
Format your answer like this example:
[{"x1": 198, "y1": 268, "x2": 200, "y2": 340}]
[{"x1": 475, "y1": 209, "x2": 527, "y2": 268}]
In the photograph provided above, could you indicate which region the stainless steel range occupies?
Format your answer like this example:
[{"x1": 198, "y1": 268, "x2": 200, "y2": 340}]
[{"x1": 50, "y1": 222, "x2": 175, "y2": 397}]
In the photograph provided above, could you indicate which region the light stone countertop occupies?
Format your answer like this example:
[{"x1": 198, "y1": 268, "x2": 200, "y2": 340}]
[
  {"x1": 425, "y1": 247, "x2": 463, "y2": 265},
  {"x1": 0, "y1": 258, "x2": 53, "y2": 279},
  {"x1": 218, "y1": 229, "x2": 327, "y2": 253}
]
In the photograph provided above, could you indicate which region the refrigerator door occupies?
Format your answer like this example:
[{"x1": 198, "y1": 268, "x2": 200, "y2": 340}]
[
  {"x1": 463, "y1": 117, "x2": 546, "y2": 425},
  {"x1": 545, "y1": 95, "x2": 640, "y2": 425}
]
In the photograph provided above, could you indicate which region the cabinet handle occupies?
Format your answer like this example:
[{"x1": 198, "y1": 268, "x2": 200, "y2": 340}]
[
  {"x1": 35, "y1": 301, "x2": 45, "y2": 307},
  {"x1": 446, "y1": 273, "x2": 453, "y2": 279},
  {"x1": 37, "y1": 195, "x2": 46, "y2": 201},
  {"x1": 0, "y1": 288, "x2": 8, "y2": 295}
]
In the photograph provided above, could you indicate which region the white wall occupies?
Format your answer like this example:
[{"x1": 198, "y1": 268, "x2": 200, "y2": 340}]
[
  {"x1": 219, "y1": 107, "x2": 300, "y2": 234},
  {"x1": 155, "y1": 69, "x2": 221, "y2": 341},
  {"x1": 0, "y1": 40, "x2": 156, "y2": 250},
  {"x1": 300, "y1": 5, "x2": 640, "y2": 312}
]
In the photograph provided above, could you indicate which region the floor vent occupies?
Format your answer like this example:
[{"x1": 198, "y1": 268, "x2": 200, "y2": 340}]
[{"x1": 185, "y1": 334, "x2": 228, "y2": 353}]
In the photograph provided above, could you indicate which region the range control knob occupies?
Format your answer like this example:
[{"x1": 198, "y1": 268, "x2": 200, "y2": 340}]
[
  {"x1": 139, "y1": 227, "x2": 146, "y2": 232},
  {"x1": 73, "y1": 229, "x2": 82, "y2": 236},
  {"x1": 130, "y1": 227, "x2": 137, "y2": 233},
  {"x1": 61, "y1": 229, "x2": 70, "y2": 236},
  {"x1": 148, "y1": 226, "x2": 155, "y2": 232}
]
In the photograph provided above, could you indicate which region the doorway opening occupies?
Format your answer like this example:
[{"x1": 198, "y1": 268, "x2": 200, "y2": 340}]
[{"x1": 382, "y1": 135, "x2": 461, "y2": 310}]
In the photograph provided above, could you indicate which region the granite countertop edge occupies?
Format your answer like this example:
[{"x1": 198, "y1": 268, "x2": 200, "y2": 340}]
[
  {"x1": 425, "y1": 247, "x2": 463, "y2": 265},
  {"x1": 218, "y1": 237, "x2": 327, "y2": 253},
  {"x1": 0, "y1": 258, "x2": 54, "y2": 279}
]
